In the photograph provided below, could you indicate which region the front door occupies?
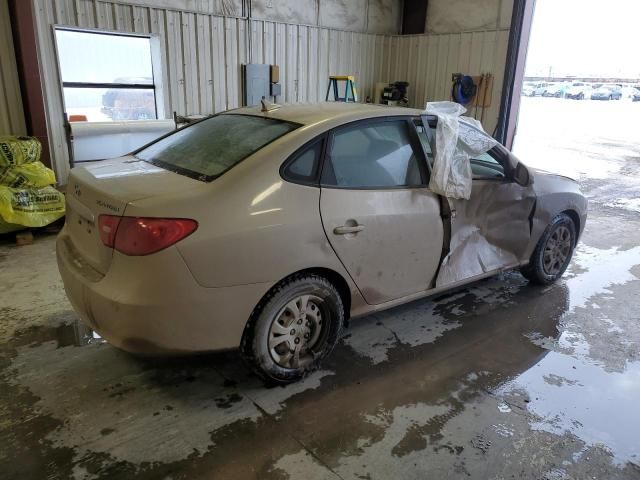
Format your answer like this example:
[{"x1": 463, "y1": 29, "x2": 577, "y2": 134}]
[
  {"x1": 417, "y1": 119, "x2": 536, "y2": 287},
  {"x1": 319, "y1": 118, "x2": 443, "y2": 305}
]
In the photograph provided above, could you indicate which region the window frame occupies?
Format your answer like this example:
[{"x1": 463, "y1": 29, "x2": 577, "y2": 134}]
[
  {"x1": 413, "y1": 117, "x2": 436, "y2": 175},
  {"x1": 54, "y1": 26, "x2": 160, "y2": 122},
  {"x1": 319, "y1": 116, "x2": 431, "y2": 191}
]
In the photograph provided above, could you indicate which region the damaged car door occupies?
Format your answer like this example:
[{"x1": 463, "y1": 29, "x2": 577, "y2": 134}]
[
  {"x1": 319, "y1": 118, "x2": 444, "y2": 305},
  {"x1": 417, "y1": 119, "x2": 536, "y2": 287}
]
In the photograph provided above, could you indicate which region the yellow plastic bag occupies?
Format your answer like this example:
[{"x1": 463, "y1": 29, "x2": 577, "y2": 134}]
[
  {"x1": 0, "y1": 186, "x2": 65, "y2": 229},
  {"x1": 0, "y1": 136, "x2": 42, "y2": 166},
  {"x1": 0, "y1": 162, "x2": 57, "y2": 188},
  {"x1": 0, "y1": 219, "x2": 24, "y2": 234}
]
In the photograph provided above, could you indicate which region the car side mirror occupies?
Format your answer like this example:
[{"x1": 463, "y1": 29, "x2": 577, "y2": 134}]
[{"x1": 513, "y1": 162, "x2": 532, "y2": 186}]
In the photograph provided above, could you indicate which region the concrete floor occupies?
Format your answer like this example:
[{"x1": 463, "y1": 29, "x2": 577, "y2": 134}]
[{"x1": 2, "y1": 97, "x2": 640, "y2": 479}]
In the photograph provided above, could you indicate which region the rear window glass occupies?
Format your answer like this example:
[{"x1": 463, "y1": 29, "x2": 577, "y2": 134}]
[{"x1": 136, "y1": 114, "x2": 299, "y2": 181}]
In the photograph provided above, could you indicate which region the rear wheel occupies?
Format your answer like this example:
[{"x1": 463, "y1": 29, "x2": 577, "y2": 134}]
[
  {"x1": 241, "y1": 274, "x2": 344, "y2": 384},
  {"x1": 521, "y1": 213, "x2": 576, "y2": 285}
]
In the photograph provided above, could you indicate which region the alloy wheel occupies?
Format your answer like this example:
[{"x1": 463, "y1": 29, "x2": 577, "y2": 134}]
[{"x1": 543, "y1": 226, "x2": 572, "y2": 276}]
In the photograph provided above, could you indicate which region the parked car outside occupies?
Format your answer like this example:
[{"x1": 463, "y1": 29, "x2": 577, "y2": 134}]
[
  {"x1": 542, "y1": 84, "x2": 569, "y2": 98},
  {"x1": 620, "y1": 85, "x2": 638, "y2": 99},
  {"x1": 565, "y1": 83, "x2": 592, "y2": 100},
  {"x1": 101, "y1": 77, "x2": 156, "y2": 121},
  {"x1": 528, "y1": 82, "x2": 550, "y2": 97},
  {"x1": 522, "y1": 82, "x2": 549, "y2": 97},
  {"x1": 607, "y1": 86, "x2": 624, "y2": 100},
  {"x1": 57, "y1": 103, "x2": 587, "y2": 383},
  {"x1": 532, "y1": 83, "x2": 550, "y2": 96},
  {"x1": 591, "y1": 86, "x2": 623, "y2": 101},
  {"x1": 633, "y1": 88, "x2": 640, "y2": 102},
  {"x1": 522, "y1": 83, "x2": 536, "y2": 97}
]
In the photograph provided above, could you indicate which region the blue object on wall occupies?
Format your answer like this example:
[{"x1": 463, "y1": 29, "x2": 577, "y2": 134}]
[{"x1": 451, "y1": 74, "x2": 477, "y2": 105}]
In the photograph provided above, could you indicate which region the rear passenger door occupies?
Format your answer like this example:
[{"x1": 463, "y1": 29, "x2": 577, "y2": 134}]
[{"x1": 319, "y1": 118, "x2": 444, "y2": 305}]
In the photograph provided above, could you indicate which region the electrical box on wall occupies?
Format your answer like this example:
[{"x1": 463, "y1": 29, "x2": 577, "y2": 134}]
[
  {"x1": 270, "y1": 65, "x2": 280, "y2": 84},
  {"x1": 244, "y1": 64, "x2": 282, "y2": 106},
  {"x1": 244, "y1": 64, "x2": 271, "y2": 106}
]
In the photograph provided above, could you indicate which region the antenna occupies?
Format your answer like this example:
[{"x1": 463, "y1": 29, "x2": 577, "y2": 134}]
[{"x1": 261, "y1": 96, "x2": 281, "y2": 112}]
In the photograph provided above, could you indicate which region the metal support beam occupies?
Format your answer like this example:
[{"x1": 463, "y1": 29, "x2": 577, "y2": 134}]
[
  {"x1": 8, "y1": 0, "x2": 51, "y2": 168},
  {"x1": 495, "y1": 0, "x2": 536, "y2": 149}
]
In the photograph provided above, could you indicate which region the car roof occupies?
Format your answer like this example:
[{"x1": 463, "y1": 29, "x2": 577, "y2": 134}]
[{"x1": 225, "y1": 102, "x2": 425, "y2": 127}]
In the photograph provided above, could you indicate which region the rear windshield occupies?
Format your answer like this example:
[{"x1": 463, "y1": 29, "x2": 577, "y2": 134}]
[{"x1": 135, "y1": 114, "x2": 300, "y2": 181}]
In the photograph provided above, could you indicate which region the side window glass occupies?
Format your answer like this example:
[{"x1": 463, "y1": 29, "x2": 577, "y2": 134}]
[
  {"x1": 322, "y1": 121, "x2": 423, "y2": 188},
  {"x1": 283, "y1": 140, "x2": 323, "y2": 183},
  {"x1": 470, "y1": 151, "x2": 505, "y2": 179}
]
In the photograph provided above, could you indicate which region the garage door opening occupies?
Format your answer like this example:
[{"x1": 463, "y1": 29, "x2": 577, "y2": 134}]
[{"x1": 512, "y1": 0, "x2": 640, "y2": 215}]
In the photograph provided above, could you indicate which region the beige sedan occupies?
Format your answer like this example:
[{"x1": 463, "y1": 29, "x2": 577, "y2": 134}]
[{"x1": 57, "y1": 103, "x2": 587, "y2": 383}]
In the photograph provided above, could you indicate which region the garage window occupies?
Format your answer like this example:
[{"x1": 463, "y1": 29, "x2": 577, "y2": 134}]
[{"x1": 55, "y1": 28, "x2": 158, "y2": 122}]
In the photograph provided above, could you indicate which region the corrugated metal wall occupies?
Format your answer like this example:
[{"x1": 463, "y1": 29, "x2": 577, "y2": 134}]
[
  {"x1": 379, "y1": 29, "x2": 511, "y2": 135},
  {"x1": 31, "y1": 0, "x2": 510, "y2": 181},
  {"x1": 0, "y1": 0, "x2": 26, "y2": 135},
  {"x1": 32, "y1": 0, "x2": 388, "y2": 181}
]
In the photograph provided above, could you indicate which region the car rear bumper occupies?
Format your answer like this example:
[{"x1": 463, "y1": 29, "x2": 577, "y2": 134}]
[{"x1": 56, "y1": 227, "x2": 272, "y2": 355}]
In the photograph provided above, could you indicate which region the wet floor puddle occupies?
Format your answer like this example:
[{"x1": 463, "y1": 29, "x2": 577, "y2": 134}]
[
  {"x1": 499, "y1": 350, "x2": 640, "y2": 465},
  {"x1": 496, "y1": 244, "x2": 640, "y2": 466},
  {"x1": 3, "y1": 242, "x2": 640, "y2": 478}
]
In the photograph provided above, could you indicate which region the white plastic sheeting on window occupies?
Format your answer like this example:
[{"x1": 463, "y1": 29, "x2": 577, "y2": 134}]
[{"x1": 424, "y1": 101, "x2": 498, "y2": 200}]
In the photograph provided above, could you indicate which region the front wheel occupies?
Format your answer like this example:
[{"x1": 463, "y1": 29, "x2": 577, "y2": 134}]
[
  {"x1": 241, "y1": 274, "x2": 344, "y2": 384},
  {"x1": 521, "y1": 213, "x2": 576, "y2": 285}
]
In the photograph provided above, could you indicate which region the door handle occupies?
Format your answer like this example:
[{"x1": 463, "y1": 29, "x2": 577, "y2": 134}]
[{"x1": 333, "y1": 224, "x2": 365, "y2": 235}]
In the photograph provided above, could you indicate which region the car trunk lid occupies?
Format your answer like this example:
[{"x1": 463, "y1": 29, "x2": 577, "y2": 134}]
[{"x1": 65, "y1": 156, "x2": 203, "y2": 274}]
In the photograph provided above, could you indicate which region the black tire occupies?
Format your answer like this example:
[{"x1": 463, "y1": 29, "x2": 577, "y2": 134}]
[
  {"x1": 578, "y1": 93, "x2": 584, "y2": 100},
  {"x1": 240, "y1": 274, "x2": 344, "y2": 384},
  {"x1": 521, "y1": 213, "x2": 576, "y2": 285}
]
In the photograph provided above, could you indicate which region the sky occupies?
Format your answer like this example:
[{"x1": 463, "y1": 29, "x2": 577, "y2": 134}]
[{"x1": 525, "y1": 0, "x2": 640, "y2": 78}]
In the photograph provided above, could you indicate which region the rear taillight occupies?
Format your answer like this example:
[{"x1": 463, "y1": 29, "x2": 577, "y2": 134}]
[
  {"x1": 98, "y1": 215, "x2": 198, "y2": 256},
  {"x1": 98, "y1": 215, "x2": 121, "y2": 248}
]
